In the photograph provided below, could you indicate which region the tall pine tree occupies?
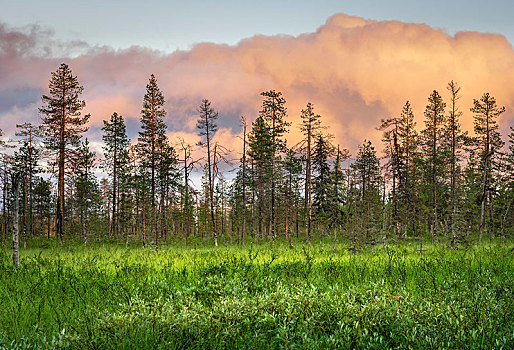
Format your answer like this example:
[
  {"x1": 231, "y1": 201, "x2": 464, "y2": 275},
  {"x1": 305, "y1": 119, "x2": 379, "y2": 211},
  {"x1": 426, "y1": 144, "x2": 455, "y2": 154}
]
[
  {"x1": 40, "y1": 63, "x2": 89, "y2": 242},
  {"x1": 138, "y1": 74, "x2": 167, "y2": 249},
  {"x1": 102, "y1": 112, "x2": 130, "y2": 236}
]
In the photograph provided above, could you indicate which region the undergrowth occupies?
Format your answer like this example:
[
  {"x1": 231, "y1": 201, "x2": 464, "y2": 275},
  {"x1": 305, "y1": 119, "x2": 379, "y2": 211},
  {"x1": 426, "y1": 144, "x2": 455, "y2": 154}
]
[{"x1": 0, "y1": 238, "x2": 513, "y2": 349}]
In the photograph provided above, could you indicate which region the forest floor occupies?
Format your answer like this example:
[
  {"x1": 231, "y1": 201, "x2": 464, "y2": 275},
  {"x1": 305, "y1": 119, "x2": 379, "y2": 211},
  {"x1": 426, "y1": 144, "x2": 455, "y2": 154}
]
[{"x1": 1, "y1": 237, "x2": 513, "y2": 349}]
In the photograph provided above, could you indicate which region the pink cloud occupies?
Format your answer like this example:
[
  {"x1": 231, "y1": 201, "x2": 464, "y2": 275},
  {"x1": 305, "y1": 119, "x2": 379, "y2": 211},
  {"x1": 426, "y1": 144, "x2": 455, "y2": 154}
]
[{"x1": 1, "y1": 13, "x2": 513, "y2": 158}]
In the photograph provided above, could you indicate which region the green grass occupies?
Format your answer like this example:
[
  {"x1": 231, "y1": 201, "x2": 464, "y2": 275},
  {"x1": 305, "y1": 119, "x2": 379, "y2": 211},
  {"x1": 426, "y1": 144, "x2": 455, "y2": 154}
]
[{"x1": 1, "y1": 237, "x2": 513, "y2": 349}]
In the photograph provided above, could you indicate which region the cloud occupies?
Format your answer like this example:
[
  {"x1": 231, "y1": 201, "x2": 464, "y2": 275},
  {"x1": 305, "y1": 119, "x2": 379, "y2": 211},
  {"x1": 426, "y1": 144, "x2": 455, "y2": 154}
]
[{"x1": 1, "y1": 13, "x2": 514, "y2": 160}]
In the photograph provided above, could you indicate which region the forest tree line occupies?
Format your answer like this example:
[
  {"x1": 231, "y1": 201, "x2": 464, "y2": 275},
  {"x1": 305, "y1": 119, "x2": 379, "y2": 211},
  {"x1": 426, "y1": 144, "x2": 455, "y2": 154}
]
[{"x1": 1, "y1": 63, "x2": 514, "y2": 251}]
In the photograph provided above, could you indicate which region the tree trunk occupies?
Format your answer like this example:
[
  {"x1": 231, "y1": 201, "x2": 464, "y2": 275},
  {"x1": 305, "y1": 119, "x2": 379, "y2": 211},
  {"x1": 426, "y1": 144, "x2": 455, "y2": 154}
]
[
  {"x1": 241, "y1": 119, "x2": 247, "y2": 247},
  {"x1": 12, "y1": 176, "x2": 20, "y2": 267},
  {"x1": 111, "y1": 121, "x2": 117, "y2": 236},
  {"x1": 271, "y1": 113, "x2": 276, "y2": 243},
  {"x1": 306, "y1": 124, "x2": 312, "y2": 243}
]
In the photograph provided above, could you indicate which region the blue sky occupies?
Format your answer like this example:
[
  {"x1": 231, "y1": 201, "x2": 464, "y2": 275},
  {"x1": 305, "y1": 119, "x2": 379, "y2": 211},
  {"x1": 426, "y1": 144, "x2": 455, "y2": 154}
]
[{"x1": 1, "y1": 0, "x2": 513, "y2": 52}]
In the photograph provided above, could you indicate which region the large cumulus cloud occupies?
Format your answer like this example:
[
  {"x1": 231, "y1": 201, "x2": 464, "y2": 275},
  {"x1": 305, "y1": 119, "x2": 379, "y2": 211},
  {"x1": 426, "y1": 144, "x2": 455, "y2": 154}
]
[{"x1": 1, "y1": 14, "x2": 513, "y2": 158}]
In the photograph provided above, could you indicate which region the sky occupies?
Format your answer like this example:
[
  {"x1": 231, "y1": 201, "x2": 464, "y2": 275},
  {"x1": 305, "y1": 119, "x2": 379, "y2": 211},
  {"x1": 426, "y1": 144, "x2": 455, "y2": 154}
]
[
  {"x1": 1, "y1": 0, "x2": 514, "y2": 173},
  {"x1": 2, "y1": 0, "x2": 514, "y2": 52}
]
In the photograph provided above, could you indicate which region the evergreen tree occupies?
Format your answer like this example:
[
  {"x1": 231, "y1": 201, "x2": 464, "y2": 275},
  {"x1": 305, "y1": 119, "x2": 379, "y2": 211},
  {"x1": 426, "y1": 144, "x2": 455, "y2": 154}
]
[
  {"x1": 282, "y1": 148, "x2": 302, "y2": 246},
  {"x1": 300, "y1": 102, "x2": 322, "y2": 243},
  {"x1": 312, "y1": 133, "x2": 335, "y2": 219},
  {"x1": 157, "y1": 138, "x2": 179, "y2": 243},
  {"x1": 15, "y1": 122, "x2": 43, "y2": 238},
  {"x1": 397, "y1": 101, "x2": 419, "y2": 236},
  {"x1": 352, "y1": 140, "x2": 382, "y2": 241},
  {"x1": 39, "y1": 63, "x2": 90, "y2": 241},
  {"x1": 378, "y1": 117, "x2": 402, "y2": 235},
  {"x1": 470, "y1": 92, "x2": 505, "y2": 246},
  {"x1": 197, "y1": 99, "x2": 219, "y2": 246},
  {"x1": 259, "y1": 90, "x2": 289, "y2": 243},
  {"x1": 32, "y1": 178, "x2": 52, "y2": 237},
  {"x1": 421, "y1": 90, "x2": 446, "y2": 241},
  {"x1": 12, "y1": 141, "x2": 41, "y2": 246},
  {"x1": 445, "y1": 81, "x2": 468, "y2": 246},
  {"x1": 74, "y1": 139, "x2": 100, "y2": 245},
  {"x1": 138, "y1": 74, "x2": 167, "y2": 249},
  {"x1": 102, "y1": 112, "x2": 130, "y2": 236},
  {"x1": 329, "y1": 145, "x2": 350, "y2": 240},
  {"x1": 248, "y1": 116, "x2": 273, "y2": 239}
]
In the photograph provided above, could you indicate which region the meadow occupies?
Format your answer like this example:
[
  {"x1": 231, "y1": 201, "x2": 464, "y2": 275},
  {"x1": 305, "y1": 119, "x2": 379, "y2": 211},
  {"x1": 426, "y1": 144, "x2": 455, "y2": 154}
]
[{"x1": 0, "y1": 238, "x2": 513, "y2": 349}]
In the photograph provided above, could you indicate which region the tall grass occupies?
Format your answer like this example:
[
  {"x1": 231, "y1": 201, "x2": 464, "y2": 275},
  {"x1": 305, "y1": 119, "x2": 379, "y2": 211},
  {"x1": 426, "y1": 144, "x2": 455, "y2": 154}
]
[{"x1": 1, "y1": 238, "x2": 513, "y2": 349}]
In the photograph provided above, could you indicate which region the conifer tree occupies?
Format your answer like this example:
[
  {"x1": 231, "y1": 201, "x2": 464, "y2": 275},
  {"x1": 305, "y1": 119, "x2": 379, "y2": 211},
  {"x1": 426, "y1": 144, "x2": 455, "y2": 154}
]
[
  {"x1": 259, "y1": 90, "x2": 289, "y2": 243},
  {"x1": 329, "y1": 144, "x2": 350, "y2": 240},
  {"x1": 397, "y1": 101, "x2": 419, "y2": 235},
  {"x1": 240, "y1": 116, "x2": 248, "y2": 246},
  {"x1": 178, "y1": 138, "x2": 199, "y2": 244},
  {"x1": 157, "y1": 138, "x2": 179, "y2": 243},
  {"x1": 40, "y1": 63, "x2": 90, "y2": 242},
  {"x1": 12, "y1": 141, "x2": 41, "y2": 246},
  {"x1": 445, "y1": 81, "x2": 467, "y2": 246},
  {"x1": 102, "y1": 112, "x2": 130, "y2": 236},
  {"x1": 470, "y1": 93, "x2": 505, "y2": 246},
  {"x1": 15, "y1": 123, "x2": 43, "y2": 238},
  {"x1": 282, "y1": 148, "x2": 302, "y2": 246},
  {"x1": 378, "y1": 117, "x2": 402, "y2": 235},
  {"x1": 421, "y1": 90, "x2": 446, "y2": 242},
  {"x1": 33, "y1": 178, "x2": 52, "y2": 237},
  {"x1": 300, "y1": 102, "x2": 322, "y2": 242},
  {"x1": 138, "y1": 74, "x2": 167, "y2": 249},
  {"x1": 197, "y1": 99, "x2": 219, "y2": 246},
  {"x1": 248, "y1": 116, "x2": 273, "y2": 239},
  {"x1": 74, "y1": 139, "x2": 99, "y2": 245},
  {"x1": 353, "y1": 140, "x2": 381, "y2": 240},
  {"x1": 312, "y1": 133, "x2": 335, "y2": 218}
]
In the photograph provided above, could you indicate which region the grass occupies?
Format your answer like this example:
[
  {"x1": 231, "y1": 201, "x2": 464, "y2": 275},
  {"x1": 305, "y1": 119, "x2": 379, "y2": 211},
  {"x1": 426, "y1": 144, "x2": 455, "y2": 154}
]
[{"x1": 0, "y1": 237, "x2": 513, "y2": 349}]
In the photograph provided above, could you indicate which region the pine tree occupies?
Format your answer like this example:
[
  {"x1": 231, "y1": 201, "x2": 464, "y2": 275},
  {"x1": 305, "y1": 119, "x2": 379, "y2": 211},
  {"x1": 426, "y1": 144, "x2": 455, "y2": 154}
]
[
  {"x1": 197, "y1": 99, "x2": 219, "y2": 246},
  {"x1": 329, "y1": 145, "x2": 350, "y2": 241},
  {"x1": 102, "y1": 112, "x2": 130, "y2": 236},
  {"x1": 248, "y1": 116, "x2": 273, "y2": 239},
  {"x1": 15, "y1": 123, "x2": 43, "y2": 238},
  {"x1": 353, "y1": 140, "x2": 381, "y2": 241},
  {"x1": 39, "y1": 63, "x2": 90, "y2": 242},
  {"x1": 240, "y1": 116, "x2": 248, "y2": 246},
  {"x1": 178, "y1": 138, "x2": 199, "y2": 244},
  {"x1": 445, "y1": 81, "x2": 467, "y2": 246},
  {"x1": 312, "y1": 133, "x2": 335, "y2": 220},
  {"x1": 157, "y1": 138, "x2": 179, "y2": 243},
  {"x1": 300, "y1": 102, "x2": 322, "y2": 243},
  {"x1": 12, "y1": 141, "x2": 41, "y2": 247},
  {"x1": 397, "y1": 101, "x2": 419, "y2": 236},
  {"x1": 74, "y1": 139, "x2": 100, "y2": 245},
  {"x1": 33, "y1": 178, "x2": 52, "y2": 237},
  {"x1": 259, "y1": 90, "x2": 289, "y2": 243},
  {"x1": 501, "y1": 126, "x2": 514, "y2": 240},
  {"x1": 138, "y1": 74, "x2": 167, "y2": 249},
  {"x1": 282, "y1": 148, "x2": 302, "y2": 246},
  {"x1": 470, "y1": 92, "x2": 505, "y2": 246},
  {"x1": 421, "y1": 90, "x2": 446, "y2": 242},
  {"x1": 378, "y1": 117, "x2": 402, "y2": 235}
]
